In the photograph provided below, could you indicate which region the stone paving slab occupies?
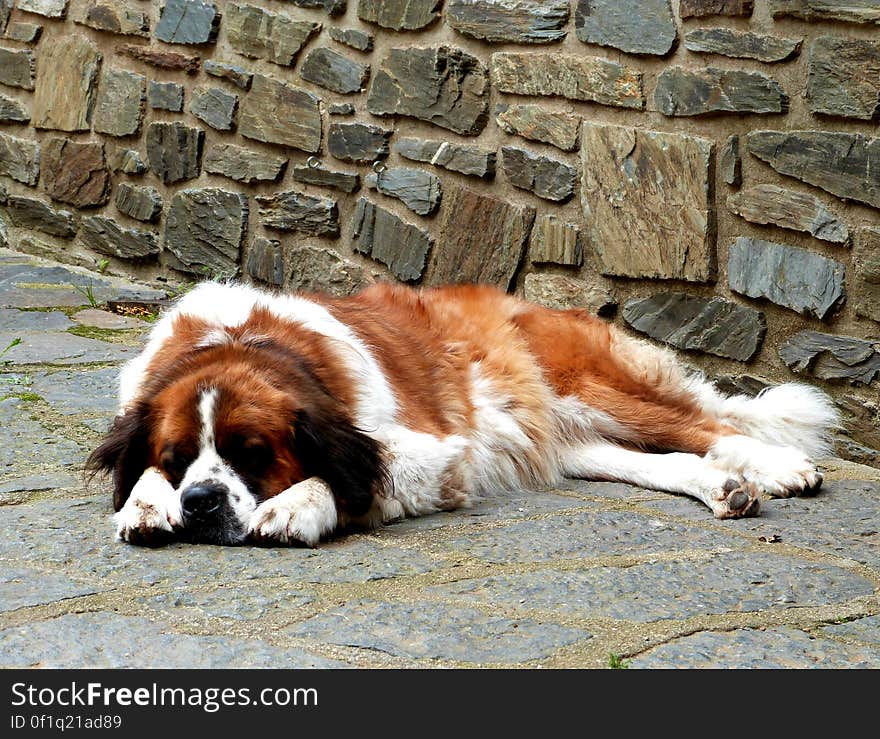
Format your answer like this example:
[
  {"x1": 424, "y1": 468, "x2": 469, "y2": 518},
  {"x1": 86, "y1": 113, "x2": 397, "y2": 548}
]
[
  {"x1": 285, "y1": 600, "x2": 592, "y2": 664},
  {"x1": 0, "y1": 612, "x2": 348, "y2": 669},
  {"x1": 0, "y1": 396, "x2": 83, "y2": 472},
  {"x1": 644, "y1": 480, "x2": 880, "y2": 567},
  {"x1": 0, "y1": 249, "x2": 878, "y2": 668},
  {"x1": 433, "y1": 509, "x2": 742, "y2": 564},
  {"x1": 0, "y1": 497, "x2": 440, "y2": 587},
  {"x1": 0, "y1": 565, "x2": 109, "y2": 613},
  {"x1": 382, "y1": 487, "x2": 590, "y2": 535},
  {"x1": 0, "y1": 330, "x2": 138, "y2": 365},
  {"x1": 141, "y1": 586, "x2": 317, "y2": 623},
  {"x1": 821, "y1": 614, "x2": 880, "y2": 645},
  {"x1": 0, "y1": 248, "x2": 166, "y2": 309},
  {"x1": 630, "y1": 626, "x2": 880, "y2": 669},
  {"x1": 429, "y1": 552, "x2": 874, "y2": 623},
  {"x1": 28, "y1": 367, "x2": 120, "y2": 415}
]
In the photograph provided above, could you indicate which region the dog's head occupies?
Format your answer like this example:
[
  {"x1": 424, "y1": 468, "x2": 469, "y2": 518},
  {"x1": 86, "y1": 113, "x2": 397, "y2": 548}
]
[{"x1": 87, "y1": 338, "x2": 384, "y2": 545}]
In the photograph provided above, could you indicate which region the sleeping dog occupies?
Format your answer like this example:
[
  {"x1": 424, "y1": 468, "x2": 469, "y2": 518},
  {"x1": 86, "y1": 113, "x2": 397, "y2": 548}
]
[{"x1": 88, "y1": 281, "x2": 837, "y2": 546}]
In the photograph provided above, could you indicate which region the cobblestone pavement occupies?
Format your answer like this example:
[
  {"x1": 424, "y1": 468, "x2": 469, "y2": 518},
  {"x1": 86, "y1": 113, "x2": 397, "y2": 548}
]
[{"x1": 1, "y1": 248, "x2": 879, "y2": 669}]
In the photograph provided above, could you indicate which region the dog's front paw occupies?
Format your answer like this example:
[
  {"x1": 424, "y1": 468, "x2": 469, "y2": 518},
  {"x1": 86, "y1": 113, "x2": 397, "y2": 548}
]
[
  {"x1": 114, "y1": 468, "x2": 181, "y2": 547},
  {"x1": 247, "y1": 478, "x2": 337, "y2": 547}
]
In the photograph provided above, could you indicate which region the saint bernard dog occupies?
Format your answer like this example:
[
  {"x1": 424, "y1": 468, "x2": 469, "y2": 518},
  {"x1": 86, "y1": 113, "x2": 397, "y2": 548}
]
[{"x1": 88, "y1": 281, "x2": 838, "y2": 547}]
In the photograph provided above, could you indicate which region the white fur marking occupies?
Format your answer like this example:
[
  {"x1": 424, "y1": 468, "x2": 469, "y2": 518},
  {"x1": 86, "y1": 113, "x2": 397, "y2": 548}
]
[
  {"x1": 708, "y1": 435, "x2": 822, "y2": 496},
  {"x1": 114, "y1": 467, "x2": 182, "y2": 541}
]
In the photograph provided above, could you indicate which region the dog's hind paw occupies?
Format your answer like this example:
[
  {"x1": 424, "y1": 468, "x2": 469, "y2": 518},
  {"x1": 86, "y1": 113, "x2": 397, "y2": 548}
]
[{"x1": 709, "y1": 478, "x2": 761, "y2": 519}]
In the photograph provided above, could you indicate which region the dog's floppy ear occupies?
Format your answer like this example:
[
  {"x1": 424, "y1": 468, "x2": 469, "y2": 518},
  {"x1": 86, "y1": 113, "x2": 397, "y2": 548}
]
[
  {"x1": 86, "y1": 403, "x2": 151, "y2": 512},
  {"x1": 293, "y1": 408, "x2": 386, "y2": 517}
]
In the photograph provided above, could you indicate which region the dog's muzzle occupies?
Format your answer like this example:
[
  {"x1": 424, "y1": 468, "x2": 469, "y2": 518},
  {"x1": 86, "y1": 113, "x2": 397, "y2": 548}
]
[{"x1": 179, "y1": 481, "x2": 244, "y2": 544}]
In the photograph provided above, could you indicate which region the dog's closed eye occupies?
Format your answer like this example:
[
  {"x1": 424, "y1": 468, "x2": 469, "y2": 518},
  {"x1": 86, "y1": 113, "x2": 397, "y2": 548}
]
[
  {"x1": 159, "y1": 447, "x2": 194, "y2": 486},
  {"x1": 220, "y1": 436, "x2": 274, "y2": 474}
]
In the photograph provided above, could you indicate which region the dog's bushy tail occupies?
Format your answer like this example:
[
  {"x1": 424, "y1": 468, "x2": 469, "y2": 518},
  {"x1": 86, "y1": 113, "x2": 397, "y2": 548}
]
[{"x1": 718, "y1": 383, "x2": 841, "y2": 458}]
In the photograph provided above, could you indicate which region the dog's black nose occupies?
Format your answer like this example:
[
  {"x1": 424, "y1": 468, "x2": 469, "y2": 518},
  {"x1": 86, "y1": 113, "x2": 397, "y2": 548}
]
[{"x1": 181, "y1": 484, "x2": 224, "y2": 521}]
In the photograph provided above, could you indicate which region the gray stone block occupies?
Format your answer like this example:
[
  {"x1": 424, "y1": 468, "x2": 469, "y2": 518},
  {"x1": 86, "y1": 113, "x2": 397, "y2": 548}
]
[
  {"x1": 77, "y1": 2, "x2": 149, "y2": 37},
  {"x1": 17, "y1": 0, "x2": 67, "y2": 17},
  {"x1": 147, "y1": 80, "x2": 184, "y2": 112},
  {"x1": 0, "y1": 132, "x2": 39, "y2": 185},
  {"x1": 522, "y1": 274, "x2": 616, "y2": 316},
  {"x1": 352, "y1": 198, "x2": 431, "y2": 281},
  {"x1": 225, "y1": 3, "x2": 320, "y2": 66},
  {"x1": 4, "y1": 195, "x2": 76, "y2": 237},
  {"x1": 746, "y1": 130, "x2": 880, "y2": 209},
  {"x1": 679, "y1": 0, "x2": 753, "y2": 17},
  {"x1": 0, "y1": 94, "x2": 29, "y2": 125},
  {"x1": 0, "y1": 47, "x2": 34, "y2": 90},
  {"x1": 190, "y1": 86, "x2": 237, "y2": 130},
  {"x1": 328, "y1": 122, "x2": 391, "y2": 163},
  {"x1": 807, "y1": 36, "x2": 880, "y2": 120},
  {"x1": 239, "y1": 74, "x2": 321, "y2": 153},
  {"x1": 257, "y1": 190, "x2": 339, "y2": 237},
  {"x1": 246, "y1": 237, "x2": 283, "y2": 286},
  {"x1": 79, "y1": 215, "x2": 159, "y2": 260},
  {"x1": 145, "y1": 121, "x2": 204, "y2": 184},
  {"x1": 655, "y1": 66, "x2": 788, "y2": 116},
  {"x1": 395, "y1": 137, "x2": 495, "y2": 178},
  {"x1": 575, "y1": 0, "x2": 676, "y2": 56},
  {"x1": 623, "y1": 292, "x2": 766, "y2": 361},
  {"x1": 684, "y1": 27, "x2": 801, "y2": 62},
  {"x1": 155, "y1": 0, "x2": 219, "y2": 45},
  {"x1": 769, "y1": 0, "x2": 880, "y2": 24},
  {"x1": 114, "y1": 183, "x2": 162, "y2": 223},
  {"x1": 728, "y1": 236, "x2": 846, "y2": 320},
  {"x1": 93, "y1": 68, "x2": 146, "y2": 137},
  {"x1": 492, "y1": 51, "x2": 644, "y2": 109},
  {"x1": 164, "y1": 188, "x2": 248, "y2": 276},
  {"x1": 779, "y1": 331, "x2": 880, "y2": 385},
  {"x1": 203, "y1": 144, "x2": 286, "y2": 184},
  {"x1": 852, "y1": 227, "x2": 880, "y2": 323},
  {"x1": 448, "y1": 0, "x2": 569, "y2": 44},
  {"x1": 357, "y1": 0, "x2": 441, "y2": 30},
  {"x1": 720, "y1": 134, "x2": 741, "y2": 186},
  {"x1": 368, "y1": 46, "x2": 489, "y2": 135},
  {"x1": 204, "y1": 60, "x2": 253, "y2": 89},
  {"x1": 496, "y1": 104, "x2": 580, "y2": 152},
  {"x1": 292, "y1": 164, "x2": 360, "y2": 193},
  {"x1": 727, "y1": 185, "x2": 849, "y2": 244},
  {"x1": 300, "y1": 47, "x2": 370, "y2": 94},
  {"x1": 502, "y1": 146, "x2": 576, "y2": 202},
  {"x1": 365, "y1": 166, "x2": 441, "y2": 215},
  {"x1": 328, "y1": 26, "x2": 373, "y2": 51},
  {"x1": 5, "y1": 22, "x2": 41, "y2": 43},
  {"x1": 289, "y1": 244, "x2": 373, "y2": 296}
]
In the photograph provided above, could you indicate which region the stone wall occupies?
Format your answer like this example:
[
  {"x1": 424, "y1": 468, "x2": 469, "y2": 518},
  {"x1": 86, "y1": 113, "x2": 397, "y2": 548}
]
[{"x1": 0, "y1": 0, "x2": 878, "y2": 464}]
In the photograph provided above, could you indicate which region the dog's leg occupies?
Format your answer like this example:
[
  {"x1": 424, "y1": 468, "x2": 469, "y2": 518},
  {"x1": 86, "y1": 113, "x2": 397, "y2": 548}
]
[
  {"x1": 248, "y1": 477, "x2": 337, "y2": 547},
  {"x1": 114, "y1": 467, "x2": 183, "y2": 546},
  {"x1": 560, "y1": 442, "x2": 760, "y2": 519}
]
